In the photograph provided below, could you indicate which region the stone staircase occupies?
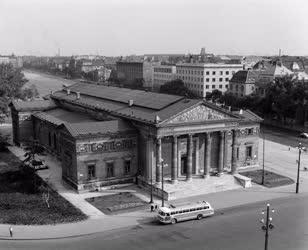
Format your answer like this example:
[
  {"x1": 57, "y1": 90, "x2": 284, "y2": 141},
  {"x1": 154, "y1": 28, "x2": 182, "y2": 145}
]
[{"x1": 161, "y1": 174, "x2": 243, "y2": 200}]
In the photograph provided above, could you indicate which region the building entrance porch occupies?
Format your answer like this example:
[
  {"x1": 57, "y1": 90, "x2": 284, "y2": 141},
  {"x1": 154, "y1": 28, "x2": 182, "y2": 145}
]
[{"x1": 144, "y1": 173, "x2": 243, "y2": 201}]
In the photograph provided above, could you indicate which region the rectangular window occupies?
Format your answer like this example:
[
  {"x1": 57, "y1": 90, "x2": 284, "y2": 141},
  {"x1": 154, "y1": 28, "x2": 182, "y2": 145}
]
[
  {"x1": 219, "y1": 84, "x2": 222, "y2": 89},
  {"x1": 124, "y1": 160, "x2": 131, "y2": 175},
  {"x1": 212, "y1": 85, "x2": 216, "y2": 89},
  {"x1": 212, "y1": 78, "x2": 216, "y2": 82},
  {"x1": 219, "y1": 78, "x2": 223, "y2": 82},
  {"x1": 88, "y1": 164, "x2": 96, "y2": 180},
  {"x1": 236, "y1": 148, "x2": 239, "y2": 159},
  {"x1": 226, "y1": 71, "x2": 229, "y2": 75},
  {"x1": 248, "y1": 128, "x2": 253, "y2": 135},
  {"x1": 106, "y1": 162, "x2": 114, "y2": 178},
  {"x1": 246, "y1": 146, "x2": 252, "y2": 158},
  {"x1": 206, "y1": 71, "x2": 209, "y2": 75},
  {"x1": 206, "y1": 85, "x2": 209, "y2": 89},
  {"x1": 212, "y1": 71, "x2": 216, "y2": 75},
  {"x1": 225, "y1": 78, "x2": 229, "y2": 81},
  {"x1": 220, "y1": 71, "x2": 223, "y2": 75},
  {"x1": 206, "y1": 78, "x2": 209, "y2": 82}
]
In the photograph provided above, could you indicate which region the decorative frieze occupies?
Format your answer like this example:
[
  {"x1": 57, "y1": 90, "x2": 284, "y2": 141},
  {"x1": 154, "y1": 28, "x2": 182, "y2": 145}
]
[
  {"x1": 76, "y1": 138, "x2": 137, "y2": 154},
  {"x1": 167, "y1": 105, "x2": 231, "y2": 124}
]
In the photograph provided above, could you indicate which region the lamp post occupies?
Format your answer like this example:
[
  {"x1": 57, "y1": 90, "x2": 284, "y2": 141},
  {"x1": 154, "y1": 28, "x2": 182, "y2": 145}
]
[
  {"x1": 149, "y1": 165, "x2": 153, "y2": 204},
  {"x1": 296, "y1": 143, "x2": 305, "y2": 194},
  {"x1": 260, "y1": 203, "x2": 275, "y2": 250},
  {"x1": 262, "y1": 132, "x2": 265, "y2": 185},
  {"x1": 161, "y1": 160, "x2": 168, "y2": 207}
]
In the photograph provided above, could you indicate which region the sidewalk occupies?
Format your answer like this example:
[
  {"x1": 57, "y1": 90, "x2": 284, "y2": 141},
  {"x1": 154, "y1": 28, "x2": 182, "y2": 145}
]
[
  {"x1": 1, "y1": 139, "x2": 308, "y2": 240},
  {"x1": 0, "y1": 181, "x2": 305, "y2": 240}
]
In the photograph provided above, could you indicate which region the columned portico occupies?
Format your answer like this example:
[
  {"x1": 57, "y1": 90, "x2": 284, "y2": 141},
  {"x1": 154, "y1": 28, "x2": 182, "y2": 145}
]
[
  {"x1": 231, "y1": 129, "x2": 239, "y2": 174},
  {"x1": 156, "y1": 137, "x2": 162, "y2": 183},
  {"x1": 186, "y1": 134, "x2": 193, "y2": 181},
  {"x1": 171, "y1": 136, "x2": 178, "y2": 183},
  {"x1": 204, "y1": 132, "x2": 211, "y2": 178},
  {"x1": 217, "y1": 131, "x2": 225, "y2": 176}
]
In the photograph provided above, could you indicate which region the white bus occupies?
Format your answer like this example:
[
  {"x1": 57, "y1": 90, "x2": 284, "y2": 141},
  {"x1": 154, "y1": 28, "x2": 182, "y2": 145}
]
[{"x1": 157, "y1": 201, "x2": 214, "y2": 224}]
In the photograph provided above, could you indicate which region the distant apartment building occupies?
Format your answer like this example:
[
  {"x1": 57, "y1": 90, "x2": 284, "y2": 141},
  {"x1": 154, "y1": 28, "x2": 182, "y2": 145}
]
[
  {"x1": 116, "y1": 61, "x2": 159, "y2": 87},
  {"x1": 0, "y1": 55, "x2": 23, "y2": 68},
  {"x1": 176, "y1": 63, "x2": 243, "y2": 98},
  {"x1": 152, "y1": 65, "x2": 177, "y2": 90}
]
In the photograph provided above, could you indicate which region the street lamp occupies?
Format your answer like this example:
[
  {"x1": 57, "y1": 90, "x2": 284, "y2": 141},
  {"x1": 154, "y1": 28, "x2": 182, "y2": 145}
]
[
  {"x1": 296, "y1": 143, "x2": 305, "y2": 194},
  {"x1": 262, "y1": 132, "x2": 265, "y2": 185},
  {"x1": 161, "y1": 160, "x2": 168, "y2": 207},
  {"x1": 149, "y1": 164, "x2": 153, "y2": 204},
  {"x1": 260, "y1": 203, "x2": 275, "y2": 250}
]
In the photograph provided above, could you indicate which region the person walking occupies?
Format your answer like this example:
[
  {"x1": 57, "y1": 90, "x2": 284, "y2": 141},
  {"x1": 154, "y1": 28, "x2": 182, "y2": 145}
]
[{"x1": 9, "y1": 226, "x2": 13, "y2": 237}]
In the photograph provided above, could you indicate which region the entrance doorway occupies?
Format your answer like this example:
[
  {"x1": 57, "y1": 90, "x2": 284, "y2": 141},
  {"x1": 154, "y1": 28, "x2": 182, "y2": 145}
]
[{"x1": 181, "y1": 155, "x2": 187, "y2": 175}]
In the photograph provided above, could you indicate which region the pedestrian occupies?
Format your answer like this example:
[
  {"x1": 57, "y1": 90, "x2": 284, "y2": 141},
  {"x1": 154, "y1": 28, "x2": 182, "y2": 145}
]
[
  {"x1": 150, "y1": 204, "x2": 154, "y2": 212},
  {"x1": 288, "y1": 146, "x2": 291, "y2": 151},
  {"x1": 9, "y1": 226, "x2": 13, "y2": 237},
  {"x1": 155, "y1": 204, "x2": 158, "y2": 211}
]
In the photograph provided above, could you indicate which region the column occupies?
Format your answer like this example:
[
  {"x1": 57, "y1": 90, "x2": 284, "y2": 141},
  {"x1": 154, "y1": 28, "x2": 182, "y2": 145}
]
[
  {"x1": 186, "y1": 134, "x2": 193, "y2": 181},
  {"x1": 171, "y1": 135, "x2": 178, "y2": 184},
  {"x1": 217, "y1": 131, "x2": 224, "y2": 176},
  {"x1": 231, "y1": 130, "x2": 239, "y2": 174},
  {"x1": 203, "y1": 132, "x2": 211, "y2": 178},
  {"x1": 156, "y1": 137, "x2": 162, "y2": 183}
]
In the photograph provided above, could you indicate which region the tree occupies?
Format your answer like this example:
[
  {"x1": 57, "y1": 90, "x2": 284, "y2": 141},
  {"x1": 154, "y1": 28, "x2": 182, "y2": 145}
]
[
  {"x1": 0, "y1": 63, "x2": 36, "y2": 116},
  {"x1": 160, "y1": 79, "x2": 197, "y2": 98}
]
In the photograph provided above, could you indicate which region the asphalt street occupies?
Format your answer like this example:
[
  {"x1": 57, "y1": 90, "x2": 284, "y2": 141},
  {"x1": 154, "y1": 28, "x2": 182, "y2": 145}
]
[
  {"x1": 1, "y1": 194, "x2": 308, "y2": 250},
  {"x1": 262, "y1": 125, "x2": 308, "y2": 148}
]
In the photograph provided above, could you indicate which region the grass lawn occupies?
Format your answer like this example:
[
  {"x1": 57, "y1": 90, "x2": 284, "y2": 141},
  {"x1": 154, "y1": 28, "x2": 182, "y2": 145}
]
[
  {"x1": 86, "y1": 192, "x2": 147, "y2": 215},
  {"x1": 240, "y1": 169, "x2": 295, "y2": 188},
  {"x1": 0, "y1": 150, "x2": 87, "y2": 225}
]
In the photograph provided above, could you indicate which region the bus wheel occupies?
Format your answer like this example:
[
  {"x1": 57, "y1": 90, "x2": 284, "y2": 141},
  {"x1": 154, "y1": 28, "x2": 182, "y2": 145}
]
[
  {"x1": 171, "y1": 218, "x2": 177, "y2": 224},
  {"x1": 197, "y1": 214, "x2": 203, "y2": 220}
]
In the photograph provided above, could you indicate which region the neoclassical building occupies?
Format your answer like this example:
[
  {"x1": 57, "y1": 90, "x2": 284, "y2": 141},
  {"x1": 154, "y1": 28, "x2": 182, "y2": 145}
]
[{"x1": 10, "y1": 82, "x2": 262, "y2": 194}]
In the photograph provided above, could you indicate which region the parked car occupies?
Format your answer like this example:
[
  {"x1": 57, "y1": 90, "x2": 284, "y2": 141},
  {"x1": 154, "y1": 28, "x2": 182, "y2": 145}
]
[
  {"x1": 299, "y1": 132, "x2": 308, "y2": 138},
  {"x1": 24, "y1": 159, "x2": 49, "y2": 171}
]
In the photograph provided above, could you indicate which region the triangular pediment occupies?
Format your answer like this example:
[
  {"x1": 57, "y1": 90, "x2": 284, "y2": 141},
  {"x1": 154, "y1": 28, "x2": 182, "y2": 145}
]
[{"x1": 165, "y1": 104, "x2": 235, "y2": 124}]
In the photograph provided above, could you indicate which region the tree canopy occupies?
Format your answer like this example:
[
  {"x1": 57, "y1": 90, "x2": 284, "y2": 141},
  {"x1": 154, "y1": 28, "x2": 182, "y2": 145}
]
[
  {"x1": 0, "y1": 63, "x2": 38, "y2": 116},
  {"x1": 160, "y1": 79, "x2": 197, "y2": 98}
]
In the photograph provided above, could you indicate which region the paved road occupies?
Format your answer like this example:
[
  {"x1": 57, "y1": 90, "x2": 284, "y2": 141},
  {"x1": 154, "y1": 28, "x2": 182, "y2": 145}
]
[
  {"x1": 2, "y1": 195, "x2": 308, "y2": 250},
  {"x1": 23, "y1": 70, "x2": 75, "y2": 97},
  {"x1": 262, "y1": 125, "x2": 308, "y2": 148}
]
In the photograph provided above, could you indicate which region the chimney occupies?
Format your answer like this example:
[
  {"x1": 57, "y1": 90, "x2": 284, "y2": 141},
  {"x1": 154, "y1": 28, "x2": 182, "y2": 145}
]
[
  {"x1": 128, "y1": 99, "x2": 134, "y2": 107},
  {"x1": 155, "y1": 115, "x2": 161, "y2": 123},
  {"x1": 239, "y1": 109, "x2": 243, "y2": 115},
  {"x1": 66, "y1": 88, "x2": 70, "y2": 95}
]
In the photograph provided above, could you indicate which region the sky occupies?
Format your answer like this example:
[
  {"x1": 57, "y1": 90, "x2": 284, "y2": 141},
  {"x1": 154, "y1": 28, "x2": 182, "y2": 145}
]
[{"x1": 0, "y1": 0, "x2": 308, "y2": 57}]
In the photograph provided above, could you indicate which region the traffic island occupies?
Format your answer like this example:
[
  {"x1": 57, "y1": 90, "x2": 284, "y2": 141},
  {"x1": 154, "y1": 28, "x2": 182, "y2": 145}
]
[
  {"x1": 239, "y1": 169, "x2": 294, "y2": 188},
  {"x1": 86, "y1": 192, "x2": 148, "y2": 215}
]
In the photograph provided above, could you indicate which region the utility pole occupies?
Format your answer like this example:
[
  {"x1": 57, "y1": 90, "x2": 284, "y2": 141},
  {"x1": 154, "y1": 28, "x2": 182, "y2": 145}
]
[
  {"x1": 260, "y1": 204, "x2": 275, "y2": 250},
  {"x1": 296, "y1": 143, "x2": 305, "y2": 193},
  {"x1": 262, "y1": 132, "x2": 265, "y2": 185},
  {"x1": 161, "y1": 160, "x2": 164, "y2": 207}
]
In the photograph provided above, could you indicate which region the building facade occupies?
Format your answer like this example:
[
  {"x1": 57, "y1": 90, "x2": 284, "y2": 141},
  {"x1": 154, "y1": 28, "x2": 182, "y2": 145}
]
[
  {"x1": 116, "y1": 61, "x2": 159, "y2": 88},
  {"x1": 152, "y1": 65, "x2": 177, "y2": 90},
  {"x1": 176, "y1": 63, "x2": 243, "y2": 98},
  {"x1": 228, "y1": 70, "x2": 259, "y2": 97},
  {"x1": 10, "y1": 83, "x2": 262, "y2": 195}
]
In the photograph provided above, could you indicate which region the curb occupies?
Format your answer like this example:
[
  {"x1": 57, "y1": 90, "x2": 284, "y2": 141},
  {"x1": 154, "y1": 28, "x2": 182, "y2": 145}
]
[
  {"x1": 1, "y1": 193, "x2": 307, "y2": 241},
  {"x1": 0, "y1": 223, "x2": 144, "y2": 241}
]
